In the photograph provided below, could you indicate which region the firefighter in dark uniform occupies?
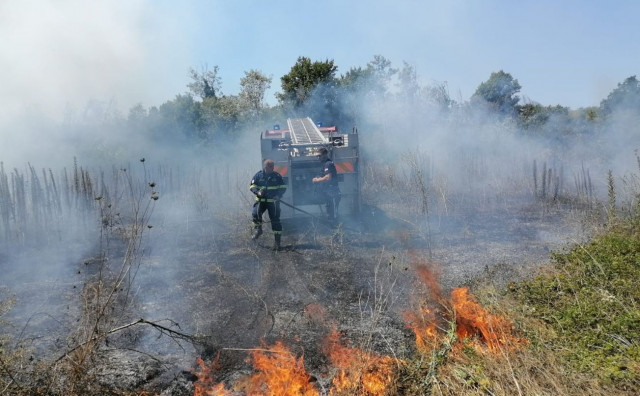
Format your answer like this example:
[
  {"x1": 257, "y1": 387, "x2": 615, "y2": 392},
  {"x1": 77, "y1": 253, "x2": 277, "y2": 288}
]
[
  {"x1": 250, "y1": 159, "x2": 287, "y2": 250},
  {"x1": 312, "y1": 147, "x2": 341, "y2": 221}
]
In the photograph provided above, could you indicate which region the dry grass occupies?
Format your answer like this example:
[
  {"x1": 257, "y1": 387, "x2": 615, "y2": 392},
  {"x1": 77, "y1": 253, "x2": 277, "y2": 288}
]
[{"x1": 392, "y1": 279, "x2": 634, "y2": 396}]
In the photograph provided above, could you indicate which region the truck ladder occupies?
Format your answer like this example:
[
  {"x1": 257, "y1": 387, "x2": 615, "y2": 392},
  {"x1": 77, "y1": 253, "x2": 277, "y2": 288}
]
[{"x1": 287, "y1": 117, "x2": 328, "y2": 146}]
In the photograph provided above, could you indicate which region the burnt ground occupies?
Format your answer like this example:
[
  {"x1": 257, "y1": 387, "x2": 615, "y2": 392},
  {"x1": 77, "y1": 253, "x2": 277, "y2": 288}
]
[
  {"x1": 134, "y1": 199, "x2": 591, "y2": 393},
  {"x1": 0, "y1": 198, "x2": 594, "y2": 394}
]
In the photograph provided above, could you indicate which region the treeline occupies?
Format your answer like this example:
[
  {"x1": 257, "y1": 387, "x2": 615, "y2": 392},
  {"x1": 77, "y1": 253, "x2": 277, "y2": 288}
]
[{"x1": 69, "y1": 55, "x2": 640, "y2": 155}]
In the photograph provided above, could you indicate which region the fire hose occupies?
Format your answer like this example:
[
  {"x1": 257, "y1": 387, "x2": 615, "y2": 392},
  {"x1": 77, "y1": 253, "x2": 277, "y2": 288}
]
[
  {"x1": 254, "y1": 198, "x2": 342, "y2": 227},
  {"x1": 278, "y1": 199, "x2": 327, "y2": 222},
  {"x1": 280, "y1": 199, "x2": 353, "y2": 230}
]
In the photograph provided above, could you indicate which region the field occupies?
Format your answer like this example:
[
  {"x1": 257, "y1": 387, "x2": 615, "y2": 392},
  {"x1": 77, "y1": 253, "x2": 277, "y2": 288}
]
[{"x1": 0, "y1": 149, "x2": 635, "y2": 395}]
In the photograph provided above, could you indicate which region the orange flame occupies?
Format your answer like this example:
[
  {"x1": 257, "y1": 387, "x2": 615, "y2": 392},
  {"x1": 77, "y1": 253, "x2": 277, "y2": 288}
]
[
  {"x1": 244, "y1": 340, "x2": 319, "y2": 396},
  {"x1": 323, "y1": 329, "x2": 399, "y2": 395},
  {"x1": 193, "y1": 355, "x2": 231, "y2": 396},
  {"x1": 452, "y1": 287, "x2": 526, "y2": 350},
  {"x1": 403, "y1": 259, "x2": 446, "y2": 353},
  {"x1": 413, "y1": 261, "x2": 444, "y2": 302},
  {"x1": 403, "y1": 305, "x2": 439, "y2": 353},
  {"x1": 405, "y1": 257, "x2": 527, "y2": 354}
]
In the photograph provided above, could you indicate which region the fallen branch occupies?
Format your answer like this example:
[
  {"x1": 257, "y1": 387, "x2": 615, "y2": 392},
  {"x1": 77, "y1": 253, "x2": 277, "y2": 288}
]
[{"x1": 55, "y1": 318, "x2": 197, "y2": 363}]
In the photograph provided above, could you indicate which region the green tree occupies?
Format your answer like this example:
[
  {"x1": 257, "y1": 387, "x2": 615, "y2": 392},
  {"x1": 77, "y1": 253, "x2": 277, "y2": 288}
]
[
  {"x1": 584, "y1": 107, "x2": 598, "y2": 121},
  {"x1": 188, "y1": 65, "x2": 222, "y2": 100},
  {"x1": 335, "y1": 55, "x2": 397, "y2": 126},
  {"x1": 127, "y1": 103, "x2": 147, "y2": 124},
  {"x1": 518, "y1": 103, "x2": 548, "y2": 130},
  {"x1": 518, "y1": 103, "x2": 571, "y2": 136},
  {"x1": 367, "y1": 54, "x2": 397, "y2": 94},
  {"x1": 238, "y1": 69, "x2": 272, "y2": 117},
  {"x1": 600, "y1": 75, "x2": 640, "y2": 115},
  {"x1": 338, "y1": 55, "x2": 397, "y2": 100},
  {"x1": 157, "y1": 94, "x2": 201, "y2": 141},
  {"x1": 472, "y1": 70, "x2": 521, "y2": 115},
  {"x1": 278, "y1": 57, "x2": 337, "y2": 107},
  {"x1": 339, "y1": 66, "x2": 374, "y2": 91}
]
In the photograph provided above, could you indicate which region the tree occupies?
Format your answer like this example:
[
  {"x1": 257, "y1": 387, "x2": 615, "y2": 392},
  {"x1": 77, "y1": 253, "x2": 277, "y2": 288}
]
[
  {"x1": 600, "y1": 76, "x2": 640, "y2": 116},
  {"x1": 199, "y1": 95, "x2": 240, "y2": 142},
  {"x1": 157, "y1": 94, "x2": 201, "y2": 141},
  {"x1": 188, "y1": 66, "x2": 222, "y2": 100},
  {"x1": 396, "y1": 61, "x2": 420, "y2": 105},
  {"x1": 518, "y1": 103, "x2": 571, "y2": 136},
  {"x1": 367, "y1": 55, "x2": 397, "y2": 88},
  {"x1": 127, "y1": 103, "x2": 147, "y2": 123},
  {"x1": 518, "y1": 103, "x2": 548, "y2": 130},
  {"x1": 334, "y1": 55, "x2": 398, "y2": 127},
  {"x1": 278, "y1": 57, "x2": 337, "y2": 107},
  {"x1": 339, "y1": 66, "x2": 373, "y2": 91},
  {"x1": 338, "y1": 55, "x2": 397, "y2": 96},
  {"x1": 238, "y1": 69, "x2": 272, "y2": 116},
  {"x1": 472, "y1": 70, "x2": 521, "y2": 115},
  {"x1": 424, "y1": 81, "x2": 453, "y2": 111}
]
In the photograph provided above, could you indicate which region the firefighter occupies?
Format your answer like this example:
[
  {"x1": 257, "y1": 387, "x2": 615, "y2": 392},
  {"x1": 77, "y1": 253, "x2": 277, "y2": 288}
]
[
  {"x1": 250, "y1": 159, "x2": 287, "y2": 250},
  {"x1": 312, "y1": 147, "x2": 341, "y2": 221}
]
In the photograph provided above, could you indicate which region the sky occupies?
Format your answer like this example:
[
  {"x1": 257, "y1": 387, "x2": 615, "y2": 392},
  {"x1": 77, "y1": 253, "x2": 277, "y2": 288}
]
[{"x1": 1, "y1": 0, "x2": 639, "y2": 122}]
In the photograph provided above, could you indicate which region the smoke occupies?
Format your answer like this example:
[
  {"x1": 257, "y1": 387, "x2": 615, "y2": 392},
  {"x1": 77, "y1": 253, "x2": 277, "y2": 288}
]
[
  {"x1": 0, "y1": 0, "x2": 190, "y2": 170},
  {"x1": 347, "y1": 73, "x2": 640, "y2": 206}
]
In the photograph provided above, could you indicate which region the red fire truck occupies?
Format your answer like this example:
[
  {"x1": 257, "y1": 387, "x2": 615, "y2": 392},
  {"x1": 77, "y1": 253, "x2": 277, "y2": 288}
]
[{"x1": 260, "y1": 117, "x2": 360, "y2": 219}]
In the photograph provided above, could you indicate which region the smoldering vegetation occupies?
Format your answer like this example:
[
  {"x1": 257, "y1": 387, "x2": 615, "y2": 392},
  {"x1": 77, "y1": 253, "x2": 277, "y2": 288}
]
[{"x1": 1, "y1": 63, "x2": 640, "y2": 395}]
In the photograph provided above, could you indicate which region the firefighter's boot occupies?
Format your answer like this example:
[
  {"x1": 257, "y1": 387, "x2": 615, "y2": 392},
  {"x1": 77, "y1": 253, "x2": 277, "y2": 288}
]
[
  {"x1": 251, "y1": 227, "x2": 263, "y2": 240},
  {"x1": 272, "y1": 233, "x2": 281, "y2": 251}
]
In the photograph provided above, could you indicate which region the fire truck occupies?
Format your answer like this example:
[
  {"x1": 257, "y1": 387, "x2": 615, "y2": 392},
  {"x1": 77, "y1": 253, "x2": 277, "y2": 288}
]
[{"x1": 260, "y1": 117, "x2": 360, "y2": 219}]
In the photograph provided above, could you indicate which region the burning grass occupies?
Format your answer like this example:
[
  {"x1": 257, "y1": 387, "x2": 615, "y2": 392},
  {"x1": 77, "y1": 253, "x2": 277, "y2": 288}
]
[
  {"x1": 191, "y1": 257, "x2": 530, "y2": 396},
  {"x1": 189, "y1": 228, "x2": 640, "y2": 396},
  {"x1": 193, "y1": 329, "x2": 402, "y2": 396},
  {"x1": 403, "y1": 255, "x2": 527, "y2": 355},
  {"x1": 322, "y1": 329, "x2": 401, "y2": 395},
  {"x1": 194, "y1": 341, "x2": 318, "y2": 396}
]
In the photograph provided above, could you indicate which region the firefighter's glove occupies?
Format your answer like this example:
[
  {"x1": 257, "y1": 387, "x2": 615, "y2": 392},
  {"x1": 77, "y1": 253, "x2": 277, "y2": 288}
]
[{"x1": 256, "y1": 189, "x2": 265, "y2": 198}]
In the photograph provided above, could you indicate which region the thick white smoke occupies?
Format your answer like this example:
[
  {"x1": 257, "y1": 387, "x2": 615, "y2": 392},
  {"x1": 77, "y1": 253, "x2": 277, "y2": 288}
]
[{"x1": 0, "y1": 0, "x2": 190, "y2": 169}]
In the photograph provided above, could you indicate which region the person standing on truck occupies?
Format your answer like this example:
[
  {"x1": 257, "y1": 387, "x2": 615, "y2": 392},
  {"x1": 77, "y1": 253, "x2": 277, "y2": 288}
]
[
  {"x1": 312, "y1": 147, "x2": 341, "y2": 221},
  {"x1": 250, "y1": 159, "x2": 287, "y2": 250}
]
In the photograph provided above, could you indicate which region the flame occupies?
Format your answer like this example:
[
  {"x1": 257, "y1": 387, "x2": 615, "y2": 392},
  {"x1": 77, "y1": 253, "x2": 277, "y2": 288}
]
[
  {"x1": 194, "y1": 334, "x2": 401, "y2": 396},
  {"x1": 451, "y1": 287, "x2": 525, "y2": 350},
  {"x1": 243, "y1": 340, "x2": 318, "y2": 396},
  {"x1": 191, "y1": 263, "x2": 527, "y2": 396},
  {"x1": 405, "y1": 257, "x2": 527, "y2": 354},
  {"x1": 323, "y1": 329, "x2": 399, "y2": 395},
  {"x1": 193, "y1": 355, "x2": 231, "y2": 396},
  {"x1": 413, "y1": 261, "x2": 444, "y2": 302},
  {"x1": 403, "y1": 260, "x2": 446, "y2": 353},
  {"x1": 403, "y1": 305, "x2": 439, "y2": 353}
]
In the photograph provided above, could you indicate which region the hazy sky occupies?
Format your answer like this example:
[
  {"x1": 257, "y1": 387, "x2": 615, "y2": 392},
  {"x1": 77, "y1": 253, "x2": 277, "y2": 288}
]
[{"x1": 1, "y1": 0, "x2": 639, "y2": 121}]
